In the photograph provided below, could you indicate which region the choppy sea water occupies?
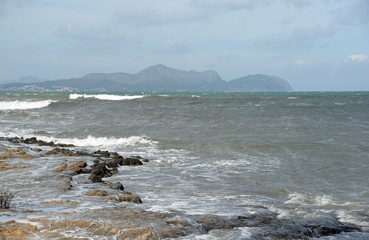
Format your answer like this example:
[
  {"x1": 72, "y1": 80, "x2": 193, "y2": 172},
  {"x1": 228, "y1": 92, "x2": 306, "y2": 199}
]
[{"x1": 0, "y1": 91, "x2": 368, "y2": 239}]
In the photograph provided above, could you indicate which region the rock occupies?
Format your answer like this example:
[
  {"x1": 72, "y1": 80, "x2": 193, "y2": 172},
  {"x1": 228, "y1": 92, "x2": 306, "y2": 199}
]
[
  {"x1": 109, "y1": 182, "x2": 124, "y2": 191},
  {"x1": 23, "y1": 137, "x2": 38, "y2": 144},
  {"x1": 119, "y1": 193, "x2": 142, "y2": 204},
  {"x1": 106, "y1": 196, "x2": 118, "y2": 201},
  {"x1": 22, "y1": 137, "x2": 75, "y2": 147},
  {"x1": 122, "y1": 157, "x2": 143, "y2": 166},
  {"x1": 90, "y1": 161, "x2": 112, "y2": 178},
  {"x1": 80, "y1": 168, "x2": 91, "y2": 174},
  {"x1": 67, "y1": 161, "x2": 87, "y2": 174},
  {"x1": 94, "y1": 150, "x2": 110, "y2": 158},
  {"x1": 54, "y1": 163, "x2": 68, "y2": 172},
  {"x1": 85, "y1": 190, "x2": 108, "y2": 197},
  {"x1": 58, "y1": 175, "x2": 73, "y2": 181},
  {"x1": 89, "y1": 174, "x2": 102, "y2": 183},
  {"x1": 106, "y1": 159, "x2": 120, "y2": 168}
]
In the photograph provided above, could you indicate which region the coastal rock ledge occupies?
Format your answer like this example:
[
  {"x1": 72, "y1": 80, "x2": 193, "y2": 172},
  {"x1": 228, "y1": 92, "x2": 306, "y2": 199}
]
[{"x1": 0, "y1": 136, "x2": 363, "y2": 239}]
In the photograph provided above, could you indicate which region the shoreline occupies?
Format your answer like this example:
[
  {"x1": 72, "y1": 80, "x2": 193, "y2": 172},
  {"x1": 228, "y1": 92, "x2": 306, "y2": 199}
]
[{"x1": 0, "y1": 137, "x2": 363, "y2": 239}]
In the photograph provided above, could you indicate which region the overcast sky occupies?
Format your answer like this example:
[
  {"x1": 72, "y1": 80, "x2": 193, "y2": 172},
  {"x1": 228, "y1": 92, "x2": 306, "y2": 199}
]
[{"x1": 0, "y1": 0, "x2": 368, "y2": 91}]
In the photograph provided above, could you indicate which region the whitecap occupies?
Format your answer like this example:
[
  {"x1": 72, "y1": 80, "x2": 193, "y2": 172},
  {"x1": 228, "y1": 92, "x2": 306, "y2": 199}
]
[
  {"x1": 0, "y1": 100, "x2": 57, "y2": 110},
  {"x1": 41, "y1": 135, "x2": 157, "y2": 148},
  {"x1": 69, "y1": 93, "x2": 145, "y2": 101}
]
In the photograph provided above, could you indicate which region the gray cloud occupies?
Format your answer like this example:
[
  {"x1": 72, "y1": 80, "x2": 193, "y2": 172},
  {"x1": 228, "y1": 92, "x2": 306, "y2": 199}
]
[
  {"x1": 190, "y1": 0, "x2": 273, "y2": 11},
  {"x1": 56, "y1": 24, "x2": 129, "y2": 42},
  {"x1": 257, "y1": 25, "x2": 336, "y2": 49},
  {"x1": 0, "y1": 0, "x2": 33, "y2": 16},
  {"x1": 112, "y1": 7, "x2": 212, "y2": 27},
  {"x1": 282, "y1": 0, "x2": 313, "y2": 8},
  {"x1": 113, "y1": 0, "x2": 275, "y2": 27},
  {"x1": 331, "y1": 0, "x2": 369, "y2": 25},
  {"x1": 153, "y1": 39, "x2": 191, "y2": 55}
]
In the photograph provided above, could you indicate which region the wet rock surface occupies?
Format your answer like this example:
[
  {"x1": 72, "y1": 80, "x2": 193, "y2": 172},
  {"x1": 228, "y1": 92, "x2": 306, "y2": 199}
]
[{"x1": 0, "y1": 137, "x2": 365, "y2": 239}]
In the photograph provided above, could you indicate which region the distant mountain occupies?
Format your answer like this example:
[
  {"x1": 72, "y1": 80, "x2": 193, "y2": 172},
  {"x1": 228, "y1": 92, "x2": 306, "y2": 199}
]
[
  {"x1": 0, "y1": 64, "x2": 293, "y2": 92},
  {"x1": 226, "y1": 74, "x2": 293, "y2": 92},
  {"x1": 0, "y1": 76, "x2": 48, "y2": 84}
]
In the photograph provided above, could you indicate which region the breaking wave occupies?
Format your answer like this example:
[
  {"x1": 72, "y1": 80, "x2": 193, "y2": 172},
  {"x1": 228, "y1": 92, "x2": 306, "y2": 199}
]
[
  {"x1": 48, "y1": 135, "x2": 157, "y2": 148},
  {"x1": 0, "y1": 100, "x2": 57, "y2": 110},
  {"x1": 69, "y1": 94, "x2": 145, "y2": 101}
]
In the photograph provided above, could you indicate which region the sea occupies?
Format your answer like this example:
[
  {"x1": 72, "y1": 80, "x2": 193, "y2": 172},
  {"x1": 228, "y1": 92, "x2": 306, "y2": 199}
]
[{"x1": 0, "y1": 91, "x2": 368, "y2": 239}]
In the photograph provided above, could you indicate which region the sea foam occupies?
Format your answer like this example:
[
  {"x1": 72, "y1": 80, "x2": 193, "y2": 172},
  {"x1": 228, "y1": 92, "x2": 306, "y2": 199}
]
[
  {"x1": 0, "y1": 100, "x2": 57, "y2": 110},
  {"x1": 50, "y1": 135, "x2": 157, "y2": 148},
  {"x1": 69, "y1": 94, "x2": 145, "y2": 101}
]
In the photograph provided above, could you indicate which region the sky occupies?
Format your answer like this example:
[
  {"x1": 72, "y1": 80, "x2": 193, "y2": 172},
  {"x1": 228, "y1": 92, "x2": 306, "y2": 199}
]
[{"x1": 0, "y1": 0, "x2": 368, "y2": 91}]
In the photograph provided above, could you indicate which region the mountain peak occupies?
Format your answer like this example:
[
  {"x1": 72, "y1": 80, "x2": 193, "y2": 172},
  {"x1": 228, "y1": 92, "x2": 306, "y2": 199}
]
[{"x1": 138, "y1": 64, "x2": 173, "y2": 73}]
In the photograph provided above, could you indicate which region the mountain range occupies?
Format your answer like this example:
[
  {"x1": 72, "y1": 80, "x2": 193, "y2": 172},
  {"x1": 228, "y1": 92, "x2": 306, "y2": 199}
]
[{"x1": 0, "y1": 64, "x2": 293, "y2": 92}]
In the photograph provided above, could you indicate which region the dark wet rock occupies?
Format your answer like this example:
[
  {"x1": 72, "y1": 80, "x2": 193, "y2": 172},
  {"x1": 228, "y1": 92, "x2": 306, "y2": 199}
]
[
  {"x1": 80, "y1": 168, "x2": 91, "y2": 174},
  {"x1": 22, "y1": 137, "x2": 75, "y2": 148},
  {"x1": 90, "y1": 161, "x2": 112, "y2": 177},
  {"x1": 109, "y1": 182, "x2": 124, "y2": 191},
  {"x1": 122, "y1": 156, "x2": 143, "y2": 166},
  {"x1": 75, "y1": 151, "x2": 90, "y2": 156},
  {"x1": 192, "y1": 212, "x2": 361, "y2": 239},
  {"x1": 23, "y1": 137, "x2": 39, "y2": 145},
  {"x1": 106, "y1": 159, "x2": 120, "y2": 168},
  {"x1": 119, "y1": 193, "x2": 142, "y2": 204},
  {"x1": 88, "y1": 161, "x2": 114, "y2": 182},
  {"x1": 142, "y1": 159, "x2": 150, "y2": 162},
  {"x1": 89, "y1": 174, "x2": 102, "y2": 183},
  {"x1": 94, "y1": 150, "x2": 110, "y2": 158},
  {"x1": 114, "y1": 156, "x2": 125, "y2": 165}
]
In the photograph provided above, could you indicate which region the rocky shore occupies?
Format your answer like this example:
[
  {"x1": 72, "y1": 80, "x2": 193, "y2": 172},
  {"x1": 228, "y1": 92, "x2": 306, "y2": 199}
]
[{"x1": 0, "y1": 137, "x2": 363, "y2": 239}]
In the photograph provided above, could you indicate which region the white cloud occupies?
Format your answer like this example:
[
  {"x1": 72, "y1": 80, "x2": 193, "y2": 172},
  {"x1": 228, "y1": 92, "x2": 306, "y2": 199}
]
[{"x1": 348, "y1": 54, "x2": 368, "y2": 62}]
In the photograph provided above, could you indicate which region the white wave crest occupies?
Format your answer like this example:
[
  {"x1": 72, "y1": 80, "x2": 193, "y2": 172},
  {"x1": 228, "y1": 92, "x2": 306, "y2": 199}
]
[
  {"x1": 52, "y1": 135, "x2": 157, "y2": 148},
  {"x1": 69, "y1": 94, "x2": 145, "y2": 101},
  {"x1": 0, "y1": 100, "x2": 57, "y2": 110}
]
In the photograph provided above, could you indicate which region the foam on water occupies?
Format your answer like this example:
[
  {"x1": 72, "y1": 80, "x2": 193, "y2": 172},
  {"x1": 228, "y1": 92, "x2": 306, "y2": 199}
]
[
  {"x1": 285, "y1": 192, "x2": 353, "y2": 207},
  {"x1": 38, "y1": 135, "x2": 157, "y2": 149},
  {"x1": 0, "y1": 100, "x2": 57, "y2": 110},
  {"x1": 69, "y1": 93, "x2": 145, "y2": 100}
]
